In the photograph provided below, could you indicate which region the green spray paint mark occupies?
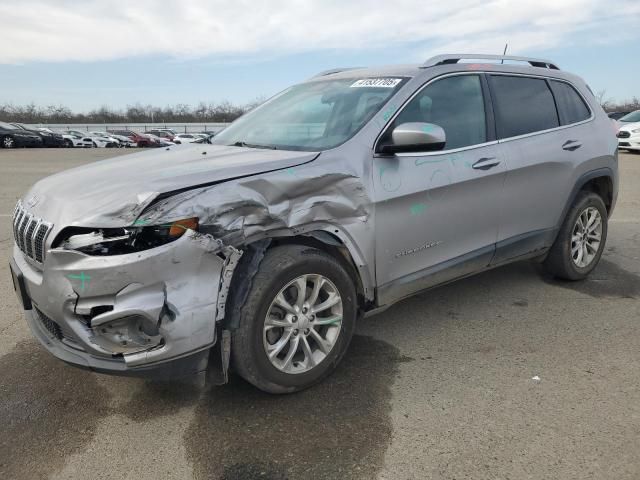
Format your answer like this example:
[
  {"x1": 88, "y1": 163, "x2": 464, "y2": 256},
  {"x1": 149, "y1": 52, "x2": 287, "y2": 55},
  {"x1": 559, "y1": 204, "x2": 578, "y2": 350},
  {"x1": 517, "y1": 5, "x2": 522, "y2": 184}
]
[
  {"x1": 409, "y1": 203, "x2": 428, "y2": 216},
  {"x1": 68, "y1": 272, "x2": 91, "y2": 292},
  {"x1": 133, "y1": 218, "x2": 150, "y2": 226},
  {"x1": 285, "y1": 167, "x2": 297, "y2": 176},
  {"x1": 422, "y1": 125, "x2": 434, "y2": 133},
  {"x1": 415, "y1": 157, "x2": 446, "y2": 166}
]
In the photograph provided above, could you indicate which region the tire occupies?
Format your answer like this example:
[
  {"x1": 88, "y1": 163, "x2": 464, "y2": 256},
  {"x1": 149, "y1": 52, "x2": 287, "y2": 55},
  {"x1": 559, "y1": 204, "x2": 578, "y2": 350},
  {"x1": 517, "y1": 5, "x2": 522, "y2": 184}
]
[
  {"x1": 2, "y1": 135, "x2": 15, "y2": 149},
  {"x1": 231, "y1": 245, "x2": 357, "y2": 394},
  {"x1": 92, "y1": 141, "x2": 98, "y2": 148},
  {"x1": 63, "y1": 139, "x2": 73, "y2": 148},
  {"x1": 543, "y1": 191, "x2": 608, "y2": 280}
]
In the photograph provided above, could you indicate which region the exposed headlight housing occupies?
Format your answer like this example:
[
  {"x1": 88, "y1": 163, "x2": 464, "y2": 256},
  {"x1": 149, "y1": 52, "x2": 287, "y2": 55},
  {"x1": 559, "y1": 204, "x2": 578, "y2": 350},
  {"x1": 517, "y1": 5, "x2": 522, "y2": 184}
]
[{"x1": 57, "y1": 217, "x2": 199, "y2": 255}]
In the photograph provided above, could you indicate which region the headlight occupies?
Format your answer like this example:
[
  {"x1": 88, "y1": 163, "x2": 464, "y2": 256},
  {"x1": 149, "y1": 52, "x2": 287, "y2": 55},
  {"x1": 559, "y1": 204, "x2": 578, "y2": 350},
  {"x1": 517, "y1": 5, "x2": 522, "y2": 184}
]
[
  {"x1": 631, "y1": 128, "x2": 640, "y2": 134},
  {"x1": 58, "y1": 217, "x2": 198, "y2": 255}
]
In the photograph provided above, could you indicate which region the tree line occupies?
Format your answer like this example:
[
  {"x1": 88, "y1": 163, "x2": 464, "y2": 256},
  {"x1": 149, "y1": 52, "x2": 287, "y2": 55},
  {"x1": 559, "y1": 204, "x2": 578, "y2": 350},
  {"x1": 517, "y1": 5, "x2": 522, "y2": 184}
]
[
  {"x1": 0, "y1": 94, "x2": 637, "y2": 124},
  {"x1": 595, "y1": 91, "x2": 640, "y2": 113},
  {"x1": 0, "y1": 99, "x2": 265, "y2": 124}
]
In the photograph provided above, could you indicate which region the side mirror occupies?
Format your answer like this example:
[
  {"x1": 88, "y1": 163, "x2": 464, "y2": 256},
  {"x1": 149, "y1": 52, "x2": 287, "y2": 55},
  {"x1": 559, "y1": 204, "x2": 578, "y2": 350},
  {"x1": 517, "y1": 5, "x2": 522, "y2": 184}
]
[{"x1": 379, "y1": 122, "x2": 446, "y2": 154}]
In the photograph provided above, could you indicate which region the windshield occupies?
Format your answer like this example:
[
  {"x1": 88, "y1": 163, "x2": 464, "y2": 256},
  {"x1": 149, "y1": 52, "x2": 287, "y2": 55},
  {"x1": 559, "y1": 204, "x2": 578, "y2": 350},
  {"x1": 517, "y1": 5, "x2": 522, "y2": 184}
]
[
  {"x1": 212, "y1": 77, "x2": 407, "y2": 151},
  {"x1": 0, "y1": 121, "x2": 19, "y2": 130},
  {"x1": 619, "y1": 110, "x2": 640, "y2": 123}
]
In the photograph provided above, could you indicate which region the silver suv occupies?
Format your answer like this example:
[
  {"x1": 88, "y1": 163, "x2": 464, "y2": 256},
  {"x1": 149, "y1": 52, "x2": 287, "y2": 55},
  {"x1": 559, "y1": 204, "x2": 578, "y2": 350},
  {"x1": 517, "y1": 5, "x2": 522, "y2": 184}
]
[{"x1": 10, "y1": 54, "x2": 618, "y2": 393}]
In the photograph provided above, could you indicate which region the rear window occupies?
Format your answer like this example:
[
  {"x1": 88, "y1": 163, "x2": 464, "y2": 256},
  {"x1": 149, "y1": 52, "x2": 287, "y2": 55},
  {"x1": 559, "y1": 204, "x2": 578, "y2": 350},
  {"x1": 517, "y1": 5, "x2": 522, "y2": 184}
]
[
  {"x1": 549, "y1": 80, "x2": 591, "y2": 125},
  {"x1": 489, "y1": 75, "x2": 559, "y2": 138}
]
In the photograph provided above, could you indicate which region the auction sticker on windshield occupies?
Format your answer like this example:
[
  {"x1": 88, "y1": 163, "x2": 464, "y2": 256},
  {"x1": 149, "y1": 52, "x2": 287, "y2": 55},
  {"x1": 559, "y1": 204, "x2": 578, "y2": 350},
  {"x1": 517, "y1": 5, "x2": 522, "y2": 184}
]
[{"x1": 350, "y1": 78, "x2": 402, "y2": 88}]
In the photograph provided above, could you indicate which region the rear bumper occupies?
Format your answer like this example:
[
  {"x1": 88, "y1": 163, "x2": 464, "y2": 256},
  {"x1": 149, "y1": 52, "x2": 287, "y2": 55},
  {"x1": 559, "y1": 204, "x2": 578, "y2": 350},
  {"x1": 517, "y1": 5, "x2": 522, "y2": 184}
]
[{"x1": 11, "y1": 231, "x2": 240, "y2": 377}]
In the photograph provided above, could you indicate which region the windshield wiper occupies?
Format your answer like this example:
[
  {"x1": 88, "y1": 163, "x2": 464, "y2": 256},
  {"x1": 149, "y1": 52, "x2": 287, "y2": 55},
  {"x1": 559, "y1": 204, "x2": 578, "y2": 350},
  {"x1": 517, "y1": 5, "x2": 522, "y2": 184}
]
[{"x1": 230, "y1": 141, "x2": 277, "y2": 150}]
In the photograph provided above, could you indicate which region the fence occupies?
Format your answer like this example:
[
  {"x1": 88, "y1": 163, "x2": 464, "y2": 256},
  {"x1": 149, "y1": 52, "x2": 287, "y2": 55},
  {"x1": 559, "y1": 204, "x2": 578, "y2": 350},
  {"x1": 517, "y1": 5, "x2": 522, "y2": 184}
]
[{"x1": 24, "y1": 123, "x2": 231, "y2": 134}]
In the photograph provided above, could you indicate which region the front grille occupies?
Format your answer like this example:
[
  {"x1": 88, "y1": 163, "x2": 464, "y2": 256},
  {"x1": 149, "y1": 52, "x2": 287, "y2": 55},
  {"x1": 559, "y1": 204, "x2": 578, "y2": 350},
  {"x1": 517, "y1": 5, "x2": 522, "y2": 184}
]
[
  {"x1": 35, "y1": 308, "x2": 63, "y2": 340},
  {"x1": 12, "y1": 201, "x2": 53, "y2": 264},
  {"x1": 619, "y1": 142, "x2": 631, "y2": 147},
  {"x1": 617, "y1": 131, "x2": 631, "y2": 139}
]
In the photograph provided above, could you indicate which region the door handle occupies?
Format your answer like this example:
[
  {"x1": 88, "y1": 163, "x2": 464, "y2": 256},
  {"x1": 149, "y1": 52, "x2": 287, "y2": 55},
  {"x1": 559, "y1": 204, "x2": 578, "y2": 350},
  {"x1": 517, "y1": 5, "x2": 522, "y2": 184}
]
[
  {"x1": 472, "y1": 157, "x2": 501, "y2": 170},
  {"x1": 562, "y1": 140, "x2": 582, "y2": 151}
]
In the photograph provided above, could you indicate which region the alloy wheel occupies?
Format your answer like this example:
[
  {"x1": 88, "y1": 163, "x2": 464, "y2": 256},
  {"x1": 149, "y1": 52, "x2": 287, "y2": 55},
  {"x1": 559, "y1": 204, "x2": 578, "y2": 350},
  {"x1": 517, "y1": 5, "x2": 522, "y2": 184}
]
[
  {"x1": 263, "y1": 274, "x2": 343, "y2": 374},
  {"x1": 571, "y1": 206, "x2": 602, "y2": 268},
  {"x1": 3, "y1": 136, "x2": 15, "y2": 148}
]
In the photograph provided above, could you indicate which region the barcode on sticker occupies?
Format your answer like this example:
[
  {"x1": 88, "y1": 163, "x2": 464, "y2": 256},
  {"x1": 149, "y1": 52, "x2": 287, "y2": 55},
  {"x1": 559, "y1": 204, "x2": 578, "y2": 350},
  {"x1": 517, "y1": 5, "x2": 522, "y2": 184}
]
[{"x1": 350, "y1": 78, "x2": 402, "y2": 88}]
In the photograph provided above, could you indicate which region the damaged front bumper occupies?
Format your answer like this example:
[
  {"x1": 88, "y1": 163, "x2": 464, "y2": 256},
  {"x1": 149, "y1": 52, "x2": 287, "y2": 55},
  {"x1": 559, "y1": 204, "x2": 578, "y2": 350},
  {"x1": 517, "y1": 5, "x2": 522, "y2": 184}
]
[{"x1": 11, "y1": 231, "x2": 241, "y2": 379}]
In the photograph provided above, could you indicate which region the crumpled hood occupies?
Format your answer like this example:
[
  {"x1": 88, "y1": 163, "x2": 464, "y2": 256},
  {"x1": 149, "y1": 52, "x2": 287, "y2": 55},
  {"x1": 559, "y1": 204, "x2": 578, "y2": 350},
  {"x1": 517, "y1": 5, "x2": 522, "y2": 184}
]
[{"x1": 23, "y1": 144, "x2": 319, "y2": 230}]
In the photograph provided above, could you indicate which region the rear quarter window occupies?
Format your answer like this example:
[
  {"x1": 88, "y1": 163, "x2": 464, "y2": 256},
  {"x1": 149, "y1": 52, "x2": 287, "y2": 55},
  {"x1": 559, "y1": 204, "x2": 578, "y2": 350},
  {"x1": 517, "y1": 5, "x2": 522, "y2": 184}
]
[
  {"x1": 549, "y1": 80, "x2": 591, "y2": 125},
  {"x1": 489, "y1": 75, "x2": 559, "y2": 139}
]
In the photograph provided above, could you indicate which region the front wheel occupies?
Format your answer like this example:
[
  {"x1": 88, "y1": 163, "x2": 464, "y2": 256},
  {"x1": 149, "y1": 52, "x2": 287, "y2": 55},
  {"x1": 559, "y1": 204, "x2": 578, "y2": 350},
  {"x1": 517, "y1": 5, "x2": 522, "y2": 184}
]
[
  {"x1": 543, "y1": 191, "x2": 608, "y2": 280},
  {"x1": 2, "y1": 135, "x2": 15, "y2": 148},
  {"x1": 231, "y1": 245, "x2": 357, "y2": 394}
]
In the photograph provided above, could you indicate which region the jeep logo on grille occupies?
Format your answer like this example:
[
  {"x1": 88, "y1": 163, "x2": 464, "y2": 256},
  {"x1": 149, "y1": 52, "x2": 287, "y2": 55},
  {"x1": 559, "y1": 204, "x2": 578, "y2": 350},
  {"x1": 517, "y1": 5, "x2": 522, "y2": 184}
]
[{"x1": 26, "y1": 194, "x2": 41, "y2": 208}]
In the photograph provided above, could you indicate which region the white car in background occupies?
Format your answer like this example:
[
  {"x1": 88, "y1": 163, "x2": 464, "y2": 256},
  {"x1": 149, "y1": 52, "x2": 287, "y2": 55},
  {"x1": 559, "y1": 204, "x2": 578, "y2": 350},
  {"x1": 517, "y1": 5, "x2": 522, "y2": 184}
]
[
  {"x1": 108, "y1": 134, "x2": 136, "y2": 147},
  {"x1": 616, "y1": 110, "x2": 640, "y2": 152},
  {"x1": 64, "y1": 130, "x2": 117, "y2": 148},
  {"x1": 37, "y1": 128, "x2": 92, "y2": 148},
  {"x1": 88, "y1": 131, "x2": 124, "y2": 148},
  {"x1": 173, "y1": 133, "x2": 201, "y2": 143}
]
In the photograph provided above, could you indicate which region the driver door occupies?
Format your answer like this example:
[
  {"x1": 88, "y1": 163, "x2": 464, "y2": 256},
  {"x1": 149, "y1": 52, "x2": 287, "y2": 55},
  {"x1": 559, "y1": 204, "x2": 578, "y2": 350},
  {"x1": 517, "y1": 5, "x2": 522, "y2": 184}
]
[{"x1": 372, "y1": 73, "x2": 507, "y2": 305}]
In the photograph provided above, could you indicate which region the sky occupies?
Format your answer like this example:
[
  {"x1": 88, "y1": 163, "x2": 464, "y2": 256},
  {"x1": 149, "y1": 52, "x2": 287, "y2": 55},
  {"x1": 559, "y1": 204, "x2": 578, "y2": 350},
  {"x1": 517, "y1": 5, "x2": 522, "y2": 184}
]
[{"x1": 0, "y1": 0, "x2": 638, "y2": 112}]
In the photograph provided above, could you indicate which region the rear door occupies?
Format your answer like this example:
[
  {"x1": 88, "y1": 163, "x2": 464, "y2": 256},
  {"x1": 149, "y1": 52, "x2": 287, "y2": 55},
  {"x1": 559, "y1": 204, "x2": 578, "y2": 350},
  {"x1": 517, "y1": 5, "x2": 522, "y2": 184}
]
[
  {"x1": 373, "y1": 73, "x2": 507, "y2": 304},
  {"x1": 488, "y1": 74, "x2": 581, "y2": 264}
]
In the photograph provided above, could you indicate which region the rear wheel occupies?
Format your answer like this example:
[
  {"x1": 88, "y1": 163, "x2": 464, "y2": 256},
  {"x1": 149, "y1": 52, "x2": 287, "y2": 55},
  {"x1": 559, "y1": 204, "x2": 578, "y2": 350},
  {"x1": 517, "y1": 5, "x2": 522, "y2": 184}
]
[
  {"x1": 543, "y1": 191, "x2": 607, "y2": 280},
  {"x1": 231, "y1": 245, "x2": 357, "y2": 394},
  {"x1": 63, "y1": 138, "x2": 73, "y2": 148},
  {"x1": 2, "y1": 135, "x2": 15, "y2": 148}
]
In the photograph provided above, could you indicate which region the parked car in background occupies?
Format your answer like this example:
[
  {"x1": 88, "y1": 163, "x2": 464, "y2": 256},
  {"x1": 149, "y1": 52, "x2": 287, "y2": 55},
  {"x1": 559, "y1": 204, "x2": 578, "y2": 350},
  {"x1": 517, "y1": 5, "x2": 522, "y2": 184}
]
[
  {"x1": 40, "y1": 129, "x2": 93, "y2": 148},
  {"x1": 89, "y1": 131, "x2": 123, "y2": 148},
  {"x1": 198, "y1": 131, "x2": 215, "y2": 143},
  {"x1": 10, "y1": 123, "x2": 64, "y2": 147},
  {"x1": 145, "y1": 129, "x2": 179, "y2": 143},
  {"x1": 193, "y1": 133, "x2": 213, "y2": 143},
  {"x1": 608, "y1": 111, "x2": 631, "y2": 121},
  {"x1": 173, "y1": 133, "x2": 200, "y2": 143},
  {"x1": 0, "y1": 121, "x2": 43, "y2": 148},
  {"x1": 108, "y1": 130, "x2": 159, "y2": 147},
  {"x1": 146, "y1": 133, "x2": 175, "y2": 147},
  {"x1": 616, "y1": 110, "x2": 640, "y2": 152},
  {"x1": 109, "y1": 134, "x2": 136, "y2": 148},
  {"x1": 64, "y1": 130, "x2": 117, "y2": 148},
  {"x1": 154, "y1": 127, "x2": 179, "y2": 135}
]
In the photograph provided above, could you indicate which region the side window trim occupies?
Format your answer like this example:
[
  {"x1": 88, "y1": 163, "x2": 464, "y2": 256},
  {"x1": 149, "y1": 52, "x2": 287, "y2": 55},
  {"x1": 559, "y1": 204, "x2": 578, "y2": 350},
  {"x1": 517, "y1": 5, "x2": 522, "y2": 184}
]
[
  {"x1": 547, "y1": 79, "x2": 593, "y2": 126},
  {"x1": 480, "y1": 73, "x2": 497, "y2": 143},
  {"x1": 545, "y1": 78, "x2": 562, "y2": 127},
  {"x1": 486, "y1": 72, "x2": 595, "y2": 143},
  {"x1": 374, "y1": 72, "x2": 493, "y2": 156}
]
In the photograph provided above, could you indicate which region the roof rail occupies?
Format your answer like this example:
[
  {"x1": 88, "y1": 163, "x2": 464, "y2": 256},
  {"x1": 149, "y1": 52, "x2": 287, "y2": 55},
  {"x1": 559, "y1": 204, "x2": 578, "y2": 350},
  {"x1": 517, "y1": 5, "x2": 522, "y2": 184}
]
[
  {"x1": 422, "y1": 54, "x2": 560, "y2": 70},
  {"x1": 310, "y1": 67, "x2": 362, "y2": 79}
]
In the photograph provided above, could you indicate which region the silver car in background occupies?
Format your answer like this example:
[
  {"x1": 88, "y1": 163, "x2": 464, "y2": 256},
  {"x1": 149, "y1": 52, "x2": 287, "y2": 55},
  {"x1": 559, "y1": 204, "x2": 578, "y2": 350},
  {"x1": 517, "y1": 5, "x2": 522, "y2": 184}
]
[{"x1": 10, "y1": 54, "x2": 618, "y2": 393}]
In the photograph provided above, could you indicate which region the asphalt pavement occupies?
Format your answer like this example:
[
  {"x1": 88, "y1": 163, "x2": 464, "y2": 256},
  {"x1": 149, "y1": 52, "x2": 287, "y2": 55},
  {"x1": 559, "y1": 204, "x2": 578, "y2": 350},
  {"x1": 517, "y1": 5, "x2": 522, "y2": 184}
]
[{"x1": 0, "y1": 148, "x2": 638, "y2": 480}]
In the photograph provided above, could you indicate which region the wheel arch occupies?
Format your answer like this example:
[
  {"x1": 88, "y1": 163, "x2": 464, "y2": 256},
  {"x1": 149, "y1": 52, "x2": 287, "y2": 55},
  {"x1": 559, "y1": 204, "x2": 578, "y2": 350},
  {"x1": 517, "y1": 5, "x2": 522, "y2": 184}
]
[
  {"x1": 222, "y1": 226, "x2": 374, "y2": 330},
  {"x1": 559, "y1": 168, "x2": 614, "y2": 228}
]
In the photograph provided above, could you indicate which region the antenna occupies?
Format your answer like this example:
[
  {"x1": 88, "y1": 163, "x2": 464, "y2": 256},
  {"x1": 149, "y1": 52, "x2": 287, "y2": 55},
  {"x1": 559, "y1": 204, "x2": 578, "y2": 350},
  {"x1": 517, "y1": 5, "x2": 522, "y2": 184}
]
[{"x1": 501, "y1": 44, "x2": 508, "y2": 64}]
